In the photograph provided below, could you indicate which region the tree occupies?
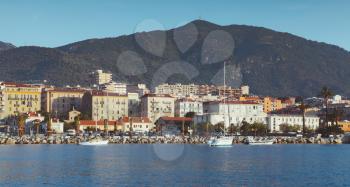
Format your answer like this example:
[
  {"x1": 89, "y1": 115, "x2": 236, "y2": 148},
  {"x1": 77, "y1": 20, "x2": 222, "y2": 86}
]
[
  {"x1": 229, "y1": 124, "x2": 239, "y2": 134},
  {"x1": 239, "y1": 121, "x2": 267, "y2": 136},
  {"x1": 298, "y1": 101, "x2": 309, "y2": 135},
  {"x1": 17, "y1": 114, "x2": 27, "y2": 137},
  {"x1": 240, "y1": 121, "x2": 251, "y2": 136},
  {"x1": 279, "y1": 124, "x2": 301, "y2": 133},
  {"x1": 46, "y1": 114, "x2": 52, "y2": 136},
  {"x1": 74, "y1": 115, "x2": 80, "y2": 135},
  {"x1": 34, "y1": 120, "x2": 40, "y2": 137},
  {"x1": 319, "y1": 87, "x2": 333, "y2": 128},
  {"x1": 184, "y1": 112, "x2": 196, "y2": 118},
  {"x1": 64, "y1": 122, "x2": 75, "y2": 132},
  {"x1": 214, "y1": 122, "x2": 225, "y2": 133}
]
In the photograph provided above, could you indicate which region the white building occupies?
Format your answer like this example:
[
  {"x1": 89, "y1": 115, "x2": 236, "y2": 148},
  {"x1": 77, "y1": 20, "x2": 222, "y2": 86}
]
[
  {"x1": 118, "y1": 116, "x2": 154, "y2": 133},
  {"x1": 101, "y1": 81, "x2": 127, "y2": 95},
  {"x1": 175, "y1": 98, "x2": 203, "y2": 117},
  {"x1": 141, "y1": 94, "x2": 175, "y2": 122},
  {"x1": 155, "y1": 83, "x2": 199, "y2": 97},
  {"x1": 194, "y1": 101, "x2": 266, "y2": 128},
  {"x1": 126, "y1": 84, "x2": 150, "y2": 98},
  {"x1": 267, "y1": 114, "x2": 319, "y2": 133},
  {"x1": 94, "y1": 70, "x2": 112, "y2": 85},
  {"x1": 49, "y1": 119, "x2": 64, "y2": 134}
]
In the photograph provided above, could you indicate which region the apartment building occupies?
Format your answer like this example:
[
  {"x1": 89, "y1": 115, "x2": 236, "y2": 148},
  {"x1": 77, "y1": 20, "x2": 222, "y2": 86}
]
[
  {"x1": 0, "y1": 82, "x2": 42, "y2": 119},
  {"x1": 267, "y1": 114, "x2": 319, "y2": 133},
  {"x1": 263, "y1": 97, "x2": 282, "y2": 113},
  {"x1": 93, "y1": 70, "x2": 112, "y2": 85},
  {"x1": 41, "y1": 88, "x2": 86, "y2": 119},
  {"x1": 194, "y1": 101, "x2": 266, "y2": 128},
  {"x1": 81, "y1": 90, "x2": 128, "y2": 121},
  {"x1": 141, "y1": 94, "x2": 175, "y2": 122},
  {"x1": 175, "y1": 98, "x2": 203, "y2": 117}
]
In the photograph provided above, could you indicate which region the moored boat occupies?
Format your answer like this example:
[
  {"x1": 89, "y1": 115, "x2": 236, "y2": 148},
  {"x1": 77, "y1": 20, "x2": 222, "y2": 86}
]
[
  {"x1": 79, "y1": 137, "x2": 109, "y2": 146},
  {"x1": 245, "y1": 136, "x2": 274, "y2": 145},
  {"x1": 208, "y1": 136, "x2": 233, "y2": 146}
]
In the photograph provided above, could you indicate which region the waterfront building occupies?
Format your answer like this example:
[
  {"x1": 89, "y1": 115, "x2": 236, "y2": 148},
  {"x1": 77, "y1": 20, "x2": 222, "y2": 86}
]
[
  {"x1": 155, "y1": 116, "x2": 192, "y2": 135},
  {"x1": 194, "y1": 101, "x2": 266, "y2": 128},
  {"x1": 263, "y1": 97, "x2": 282, "y2": 113},
  {"x1": 118, "y1": 116, "x2": 153, "y2": 133},
  {"x1": 267, "y1": 114, "x2": 319, "y2": 133},
  {"x1": 93, "y1": 70, "x2": 112, "y2": 85},
  {"x1": 67, "y1": 109, "x2": 81, "y2": 122},
  {"x1": 25, "y1": 112, "x2": 45, "y2": 134},
  {"x1": 0, "y1": 82, "x2": 42, "y2": 119},
  {"x1": 338, "y1": 121, "x2": 350, "y2": 132},
  {"x1": 175, "y1": 98, "x2": 203, "y2": 117},
  {"x1": 81, "y1": 91, "x2": 128, "y2": 121},
  {"x1": 140, "y1": 94, "x2": 175, "y2": 122},
  {"x1": 50, "y1": 118, "x2": 64, "y2": 134},
  {"x1": 79, "y1": 120, "x2": 121, "y2": 132},
  {"x1": 41, "y1": 88, "x2": 86, "y2": 119}
]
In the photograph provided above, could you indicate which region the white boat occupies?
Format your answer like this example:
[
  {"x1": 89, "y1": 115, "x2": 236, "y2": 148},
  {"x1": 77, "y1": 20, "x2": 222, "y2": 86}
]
[
  {"x1": 79, "y1": 137, "x2": 109, "y2": 146},
  {"x1": 246, "y1": 137, "x2": 274, "y2": 145},
  {"x1": 208, "y1": 136, "x2": 233, "y2": 146}
]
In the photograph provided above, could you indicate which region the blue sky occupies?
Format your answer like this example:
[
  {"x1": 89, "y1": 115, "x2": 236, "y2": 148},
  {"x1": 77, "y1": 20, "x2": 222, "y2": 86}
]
[{"x1": 0, "y1": 0, "x2": 349, "y2": 50}]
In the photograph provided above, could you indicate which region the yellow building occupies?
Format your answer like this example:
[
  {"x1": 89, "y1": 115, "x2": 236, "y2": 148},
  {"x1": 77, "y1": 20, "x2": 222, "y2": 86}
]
[
  {"x1": 81, "y1": 90, "x2": 128, "y2": 121},
  {"x1": 263, "y1": 97, "x2": 282, "y2": 113},
  {"x1": 338, "y1": 121, "x2": 350, "y2": 132},
  {"x1": 42, "y1": 88, "x2": 86, "y2": 119},
  {"x1": 0, "y1": 82, "x2": 42, "y2": 118},
  {"x1": 239, "y1": 96, "x2": 262, "y2": 103}
]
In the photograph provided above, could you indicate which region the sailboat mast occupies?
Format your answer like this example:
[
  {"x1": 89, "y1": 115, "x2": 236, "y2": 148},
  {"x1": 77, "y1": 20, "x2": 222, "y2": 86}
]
[{"x1": 223, "y1": 61, "x2": 226, "y2": 134}]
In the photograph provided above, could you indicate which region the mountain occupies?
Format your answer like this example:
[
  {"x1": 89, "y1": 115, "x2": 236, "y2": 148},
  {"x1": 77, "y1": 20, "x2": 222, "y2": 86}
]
[
  {"x1": 0, "y1": 41, "x2": 15, "y2": 52},
  {"x1": 1, "y1": 20, "x2": 350, "y2": 97}
]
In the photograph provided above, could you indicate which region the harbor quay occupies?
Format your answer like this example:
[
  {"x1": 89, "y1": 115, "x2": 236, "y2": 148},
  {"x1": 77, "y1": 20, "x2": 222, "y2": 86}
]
[{"x1": 0, "y1": 134, "x2": 346, "y2": 145}]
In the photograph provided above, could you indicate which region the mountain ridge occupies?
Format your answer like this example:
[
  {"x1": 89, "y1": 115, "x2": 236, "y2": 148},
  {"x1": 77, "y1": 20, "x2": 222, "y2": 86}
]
[{"x1": 1, "y1": 20, "x2": 350, "y2": 97}]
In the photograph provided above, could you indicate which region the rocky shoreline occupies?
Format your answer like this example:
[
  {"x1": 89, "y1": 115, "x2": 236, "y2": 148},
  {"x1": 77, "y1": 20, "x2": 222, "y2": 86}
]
[{"x1": 0, "y1": 134, "x2": 346, "y2": 145}]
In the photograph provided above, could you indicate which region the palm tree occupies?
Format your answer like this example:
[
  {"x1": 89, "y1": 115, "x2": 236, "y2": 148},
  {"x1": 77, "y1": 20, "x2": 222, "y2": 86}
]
[
  {"x1": 46, "y1": 114, "x2": 52, "y2": 136},
  {"x1": 17, "y1": 114, "x2": 26, "y2": 137},
  {"x1": 320, "y1": 87, "x2": 333, "y2": 128},
  {"x1": 298, "y1": 101, "x2": 309, "y2": 136}
]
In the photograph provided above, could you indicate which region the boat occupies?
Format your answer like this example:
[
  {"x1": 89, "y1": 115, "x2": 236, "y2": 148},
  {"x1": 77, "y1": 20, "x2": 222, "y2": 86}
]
[
  {"x1": 208, "y1": 136, "x2": 233, "y2": 146},
  {"x1": 79, "y1": 137, "x2": 109, "y2": 146},
  {"x1": 208, "y1": 61, "x2": 233, "y2": 147},
  {"x1": 245, "y1": 136, "x2": 274, "y2": 145}
]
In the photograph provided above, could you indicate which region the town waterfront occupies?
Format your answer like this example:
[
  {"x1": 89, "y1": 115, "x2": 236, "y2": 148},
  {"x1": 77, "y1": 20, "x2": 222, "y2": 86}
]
[{"x1": 1, "y1": 144, "x2": 350, "y2": 186}]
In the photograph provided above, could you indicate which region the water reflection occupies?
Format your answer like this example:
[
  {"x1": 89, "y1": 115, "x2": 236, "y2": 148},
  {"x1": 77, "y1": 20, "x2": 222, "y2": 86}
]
[{"x1": 1, "y1": 144, "x2": 350, "y2": 186}]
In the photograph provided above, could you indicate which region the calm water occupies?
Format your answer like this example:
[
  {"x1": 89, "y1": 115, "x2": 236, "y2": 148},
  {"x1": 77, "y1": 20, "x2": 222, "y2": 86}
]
[{"x1": 0, "y1": 144, "x2": 350, "y2": 186}]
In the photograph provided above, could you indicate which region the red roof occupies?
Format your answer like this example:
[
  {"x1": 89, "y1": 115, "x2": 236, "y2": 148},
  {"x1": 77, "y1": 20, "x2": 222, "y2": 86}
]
[
  {"x1": 46, "y1": 88, "x2": 87, "y2": 93},
  {"x1": 90, "y1": 90, "x2": 127, "y2": 97},
  {"x1": 1, "y1": 82, "x2": 42, "y2": 88},
  {"x1": 141, "y1": 93, "x2": 174, "y2": 98},
  {"x1": 119, "y1": 116, "x2": 152, "y2": 123},
  {"x1": 159, "y1": 117, "x2": 192, "y2": 122},
  {"x1": 176, "y1": 98, "x2": 197, "y2": 102},
  {"x1": 205, "y1": 100, "x2": 259, "y2": 105},
  {"x1": 79, "y1": 120, "x2": 120, "y2": 126}
]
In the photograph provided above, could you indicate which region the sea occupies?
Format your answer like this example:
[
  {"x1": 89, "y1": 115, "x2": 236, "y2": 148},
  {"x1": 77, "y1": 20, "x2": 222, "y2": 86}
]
[{"x1": 0, "y1": 144, "x2": 349, "y2": 186}]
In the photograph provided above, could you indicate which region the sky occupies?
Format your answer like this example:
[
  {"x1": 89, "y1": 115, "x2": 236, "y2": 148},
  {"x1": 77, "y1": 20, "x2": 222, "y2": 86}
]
[{"x1": 0, "y1": 0, "x2": 349, "y2": 50}]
